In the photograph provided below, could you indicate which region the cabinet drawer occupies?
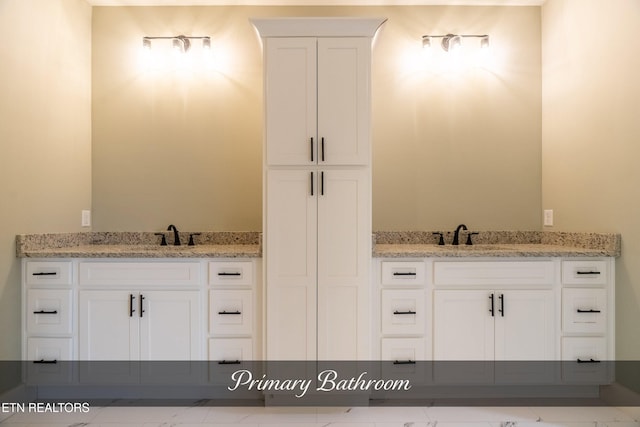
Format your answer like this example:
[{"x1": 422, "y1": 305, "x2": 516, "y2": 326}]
[
  {"x1": 210, "y1": 290, "x2": 253, "y2": 335},
  {"x1": 381, "y1": 290, "x2": 425, "y2": 335},
  {"x1": 562, "y1": 261, "x2": 608, "y2": 285},
  {"x1": 79, "y1": 262, "x2": 200, "y2": 286},
  {"x1": 26, "y1": 289, "x2": 73, "y2": 335},
  {"x1": 562, "y1": 288, "x2": 607, "y2": 334},
  {"x1": 26, "y1": 338, "x2": 74, "y2": 384},
  {"x1": 25, "y1": 261, "x2": 72, "y2": 286},
  {"x1": 381, "y1": 337, "x2": 426, "y2": 362},
  {"x1": 209, "y1": 261, "x2": 254, "y2": 286},
  {"x1": 433, "y1": 261, "x2": 555, "y2": 286},
  {"x1": 561, "y1": 337, "x2": 609, "y2": 383},
  {"x1": 27, "y1": 337, "x2": 73, "y2": 362},
  {"x1": 381, "y1": 261, "x2": 426, "y2": 286},
  {"x1": 208, "y1": 338, "x2": 253, "y2": 384}
]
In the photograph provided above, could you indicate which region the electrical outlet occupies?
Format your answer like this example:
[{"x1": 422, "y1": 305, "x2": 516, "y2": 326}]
[
  {"x1": 81, "y1": 210, "x2": 91, "y2": 227},
  {"x1": 543, "y1": 209, "x2": 553, "y2": 227}
]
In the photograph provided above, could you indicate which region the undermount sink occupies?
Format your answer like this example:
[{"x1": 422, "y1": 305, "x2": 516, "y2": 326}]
[{"x1": 436, "y1": 244, "x2": 510, "y2": 250}]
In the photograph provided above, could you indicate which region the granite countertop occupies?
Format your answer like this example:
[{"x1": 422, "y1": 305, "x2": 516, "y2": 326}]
[
  {"x1": 372, "y1": 231, "x2": 621, "y2": 258},
  {"x1": 16, "y1": 230, "x2": 620, "y2": 259},
  {"x1": 16, "y1": 231, "x2": 261, "y2": 258}
]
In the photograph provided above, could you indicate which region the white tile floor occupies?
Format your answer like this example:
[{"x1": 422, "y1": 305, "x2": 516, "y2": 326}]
[{"x1": 0, "y1": 405, "x2": 638, "y2": 426}]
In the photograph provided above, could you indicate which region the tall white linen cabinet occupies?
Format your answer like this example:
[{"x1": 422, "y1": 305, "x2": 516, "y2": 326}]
[{"x1": 252, "y1": 18, "x2": 386, "y2": 360}]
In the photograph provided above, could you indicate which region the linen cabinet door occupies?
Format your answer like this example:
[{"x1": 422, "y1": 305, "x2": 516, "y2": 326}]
[
  {"x1": 79, "y1": 290, "x2": 139, "y2": 361},
  {"x1": 317, "y1": 169, "x2": 370, "y2": 360},
  {"x1": 265, "y1": 37, "x2": 317, "y2": 166},
  {"x1": 266, "y1": 169, "x2": 317, "y2": 360},
  {"x1": 317, "y1": 38, "x2": 370, "y2": 165}
]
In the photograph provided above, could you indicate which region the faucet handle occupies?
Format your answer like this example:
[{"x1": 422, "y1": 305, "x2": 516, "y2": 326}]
[
  {"x1": 466, "y1": 232, "x2": 479, "y2": 246},
  {"x1": 432, "y1": 232, "x2": 445, "y2": 246},
  {"x1": 154, "y1": 233, "x2": 167, "y2": 246},
  {"x1": 188, "y1": 233, "x2": 202, "y2": 246}
]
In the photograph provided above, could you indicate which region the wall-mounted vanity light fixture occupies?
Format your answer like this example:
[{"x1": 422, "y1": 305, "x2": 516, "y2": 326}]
[
  {"x1": 142, "y1": 35, "x2": 211, "y2": 53},
  {"x1": 422, "y1": 34, "x2": 489, "y2": 52}
]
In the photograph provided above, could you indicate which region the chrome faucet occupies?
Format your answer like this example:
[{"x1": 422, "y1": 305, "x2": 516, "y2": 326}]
[
  {"x1": 452, "y1": 224, "x2": 468, "y2": 245},
  {"x1": 167, "y1": 224, "x2": 181, "y2": 246}
]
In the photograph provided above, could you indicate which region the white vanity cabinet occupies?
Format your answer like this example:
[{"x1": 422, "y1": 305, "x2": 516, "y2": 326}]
[
  {"x1": 256, "y1": 18, "x2": 384, "y2": 361},
  {"x1": 374, "y1": 256, "x2": 615, "y2": 385},
  {"x1": 23, "y1": 258, "x2": 262, "y2": 366}
]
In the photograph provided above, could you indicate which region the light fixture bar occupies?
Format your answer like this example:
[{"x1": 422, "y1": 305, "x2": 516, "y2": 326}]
[
  {"x1": 421, "y1": 34, "x2": 490, "y2": 51},
  {"x1": 142, "y1": 35, "x2": 211, "y2": 53}
]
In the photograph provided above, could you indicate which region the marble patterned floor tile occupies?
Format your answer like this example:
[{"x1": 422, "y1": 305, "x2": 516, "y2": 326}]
[
  {"x1": 316, "y1": 407, "x2": 429, "y2": 423},
  {"x1": 424, "y1": 407, "x2": 539, "y2": 423},
  {"x1": 533, "y1": 407, "x2": 635, "y2": 423}
]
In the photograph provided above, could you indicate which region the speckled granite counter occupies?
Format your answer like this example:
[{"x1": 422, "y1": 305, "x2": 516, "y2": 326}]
[
  {"x1": 16, "y1": 230, "x2": 620, "y2": 259},
  {"x1": 373, "y1": 231, "x2": 620, "y2": 258},
  {"x1": 16, "y1": 232, "x2": 261, "y2": 258}
]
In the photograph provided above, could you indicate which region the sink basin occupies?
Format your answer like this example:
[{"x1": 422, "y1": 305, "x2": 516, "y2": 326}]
[{"x1": 436, "y1": 244, "x2": 510, "y2": 250}]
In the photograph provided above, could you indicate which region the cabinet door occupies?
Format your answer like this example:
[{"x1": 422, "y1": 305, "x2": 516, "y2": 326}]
[
  {"x1": 79, "y1": 290, "x2": 139, "y2": 360},
  {"x1": 494, "y1": 290, "x2": 555, "y2": 361},
  {"x1": 317, "y1": 169, "x2": 370, "y2": 360},
  {"x1": 317, "y1": 38, "x2": 370, "y2": 165},
  {"x1": 139, "y1": 291, "x2": 201, "y2": 361},
  {"x1": 433, "y1": 290, "x2": 494, "y2": 361},
  {"x1": 265, "y1": 38, "x2": 317, "y2": 166},
  {"x1": 266, "y1": 169, "x2": 317, "y2": 360}
]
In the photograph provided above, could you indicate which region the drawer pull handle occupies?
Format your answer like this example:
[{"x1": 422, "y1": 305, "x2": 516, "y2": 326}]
[
  {"x1": 218, "y1": 272, "x2": 242, "y2": 277},
  {"x1": 577, "y1": 309, "x2": 601, "y2": 313},
  {"x1": 576, "y1": 271, "x2": 601, "y2": 275},
  {"x1": 32, "y1": 272, "x2": 57, "y2": 276},
  {"x1": 218, "y1": 360, "x2": 241, "y2": 365},
  {"x1": 577, "y1": 358, "x2": 601, "y2": 364},
  {"x1": 393, "y1": 360, "x2": 416, "y2": 365},
  {"x1": 33, "y1": 359, "x2": 57, "y2": 364},
  {"x1": 393, "y1": 272, "x2": 416, "y2": 276},
  {"x1": 218, "y1": 310, "x2": 242, "y2": 315},
  {"x1": 33, "y1": 310, "x2": 58, "y2": 315},
  {"x1": 393, "y1": 310, "x2": 416, "y2": 315}
]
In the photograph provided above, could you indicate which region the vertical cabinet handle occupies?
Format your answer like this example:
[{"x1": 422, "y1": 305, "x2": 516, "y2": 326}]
[
  {"x1": 321, "y1": 171, "x2": 324, "y2": 195},
  {"x1": 310, "y1": 137, "x2": 314, "y2": 162},
  {"x1": 129, "y1": 294, "x2": 136, "y2": 317},
  {"x1": 310, "y1": 172, "x2": 314, "y2": 196},
  {"x1": 489, "y1": 293, "x2": 495, "y2": 317},
  {"x1": 321, "y1": 137, "x2": 325, "y2": 162},
  {"x1": 498, "y1": 294, "x2": 504, "y2": 317},
  {"x1": 139, "y1": 294, "x2": 145, "y2": 318}
]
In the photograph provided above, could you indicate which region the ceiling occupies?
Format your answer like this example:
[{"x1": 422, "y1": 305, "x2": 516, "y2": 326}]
[{"x1": 86, "y1": 0, "x2": 545, "y2": 6}]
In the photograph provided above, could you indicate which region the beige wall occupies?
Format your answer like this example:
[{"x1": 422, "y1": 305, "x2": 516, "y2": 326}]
[
  {"x1": 541, "y1": 0, "x2": 640, "y2": 362},
  {"x1": 0, "y1": 0, "x2": 92, "y2": 363},
  {"x1": 92, "y1": 5, "x2": 542, "y2": 232}
]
